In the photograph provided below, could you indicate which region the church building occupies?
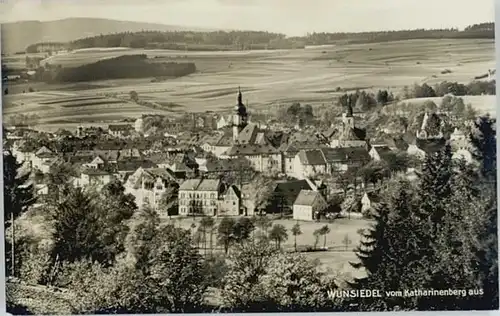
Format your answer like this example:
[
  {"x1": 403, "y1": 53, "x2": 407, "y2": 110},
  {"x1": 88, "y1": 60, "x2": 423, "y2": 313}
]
[
  {"x1": 223, "y1": 88, "x2": 284, "y2": 173},
  {"x1": 328, "y1": 103, "x2": 367, "y2": 148}
]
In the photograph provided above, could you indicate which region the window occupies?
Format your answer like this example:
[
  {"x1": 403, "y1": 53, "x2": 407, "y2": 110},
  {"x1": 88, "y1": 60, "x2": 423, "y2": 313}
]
[
  {"x1": 181, "y1": 193, "x2": 185, "y2": 199},
  {"x1": 233, "y1": 202, "x2": 236, "y2": 206}
]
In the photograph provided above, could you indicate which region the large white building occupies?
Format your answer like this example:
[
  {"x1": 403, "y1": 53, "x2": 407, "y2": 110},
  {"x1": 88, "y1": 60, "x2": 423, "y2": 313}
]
[{"x1": 178, "y1": 179, "x2": 221, "y2": 216}]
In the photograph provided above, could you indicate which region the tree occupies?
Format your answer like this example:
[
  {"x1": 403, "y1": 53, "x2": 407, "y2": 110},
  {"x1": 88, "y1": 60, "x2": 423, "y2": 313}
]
[
  {"x1": 97, "y1": 180, "x2": 137, "y2": 262},
  {"x1": 159, "y1": 184, "x2": 179, "y2": 219},
  {"x1": 218, "y1": 217, "x2": 236, "y2": 254},
  {"x1": 249, "y1": 176, "x2": 275, "y2": 214},
  {"x1": 232, "y1": 217, "x2": 255, "y2": 244},
  {"x1": 291, "y1": 222, "x2": 302, "y2": 252},
  {"x1": 359, "y1": 160, "x2": 390, "y2": 185},
  {"x1": 4, "y1": 151, "x2": 36, "y2": 277},
  {"x1": 470, "y1": 116, "x2": 496, "y2": 180},
  {"x1": 221, "y1": 240, "x2": 275, "y2": 310},
  {"x1": 4, "y1": 152, "x2": 36, "y2": 225},
  {"x1": 259, "y1": 252, "x2": 338, "y2": 311},
  {"x1": 199, "y1": 217, "x2": 215, "y2": 255},
  {"x1": 341, "y1": 233, "x2": 351, "y2": 251},
  {"x1": 49, "y1": 187, "x2": 104, "y2": 265},
  {"x1": 313, "y1": 229, "x2": 321, "y2": 250},
  {"x1": 376, "y1": 90, "x2": 389, "y2": 105},
  {"x1": 129, "y1": 90, "x2": 139, "y2": 102},
  {"x1": 268, "y1": 224, "x2": 288, "y2": 249},
  {"x1": 253, "y1": 216, "x2": 273, "y2": 238},
  {"x1": 45, "y1": 161, "x2": 76, "y2": 202},
  {"x1": 319, "y1": 225, "x2": 331, "y2": 249},
  {"x1": 348, "y1": 201, "x2": 394, "y2": 310},
  {"x1": 67, "y1": 224, "x2": 208, "y2": 313}
]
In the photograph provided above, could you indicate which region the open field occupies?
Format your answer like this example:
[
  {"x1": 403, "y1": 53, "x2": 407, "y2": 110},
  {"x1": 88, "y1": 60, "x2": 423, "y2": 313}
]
[
  {"x1": 164, "y1": 216, "x2": 370, "y2": 280},
  {"x1": 3, "y1": 39, "x2": 495, "y2": 130}
]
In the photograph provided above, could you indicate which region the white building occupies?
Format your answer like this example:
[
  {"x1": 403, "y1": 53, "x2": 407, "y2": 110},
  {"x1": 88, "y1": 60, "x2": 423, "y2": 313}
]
[
  {"x1": 134, "y1": 118, "x2": 144, "y2": 134},
  {"x1": 74, "y1": 169, "x2": 114, "y2": 188},
  {"x1": 178, "y1": 179, "x2": 221, "y2": 216},
  {"x1": 293, "y1": 190, "x2": 327, "y2": 221}
]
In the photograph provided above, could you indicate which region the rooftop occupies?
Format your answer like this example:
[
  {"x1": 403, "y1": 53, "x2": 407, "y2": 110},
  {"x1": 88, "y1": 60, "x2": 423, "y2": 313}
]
[{"x1": 294, "y1": 190, "x2": 324, "y2": 206}]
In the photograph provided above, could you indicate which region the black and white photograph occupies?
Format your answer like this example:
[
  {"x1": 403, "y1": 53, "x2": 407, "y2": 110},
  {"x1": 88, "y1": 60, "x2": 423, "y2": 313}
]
[{"x1": 0, "y1": 0, "x2": 498, "y2": 314}]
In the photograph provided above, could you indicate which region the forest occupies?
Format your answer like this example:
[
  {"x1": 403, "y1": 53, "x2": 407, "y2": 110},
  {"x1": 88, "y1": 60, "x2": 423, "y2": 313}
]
[
  {"x1": 34, "y1": 54, "x2": 196, "y2": 83},
  {"x1": 24, "y1": 22, "x2": 494, "y2": 52}
]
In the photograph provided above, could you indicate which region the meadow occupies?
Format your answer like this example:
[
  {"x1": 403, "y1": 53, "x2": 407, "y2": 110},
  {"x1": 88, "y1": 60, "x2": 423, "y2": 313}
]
[
  {"x1": 165, "y1": 216, "x2": 370, "y2": 282},
  {"x1": 2, "y1": 38, "x2": 495, "y2": 131}
]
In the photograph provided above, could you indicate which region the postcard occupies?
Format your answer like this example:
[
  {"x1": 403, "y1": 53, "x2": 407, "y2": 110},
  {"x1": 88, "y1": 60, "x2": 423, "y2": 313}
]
[{"x1": 1, "y1": 0, "x2": 497, "y2": 313}]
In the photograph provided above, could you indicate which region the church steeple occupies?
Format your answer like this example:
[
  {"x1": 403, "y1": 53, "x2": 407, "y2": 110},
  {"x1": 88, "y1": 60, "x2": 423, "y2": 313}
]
[
  {"x1": 237, "y1": 86, "x2": 243, "y2": 105},
  {"x1": 233, "y1": 86, "x2": 248, "y2": 142},
  {"x1": 342, "y1": 101, "x2": 355, "y2": 131}
]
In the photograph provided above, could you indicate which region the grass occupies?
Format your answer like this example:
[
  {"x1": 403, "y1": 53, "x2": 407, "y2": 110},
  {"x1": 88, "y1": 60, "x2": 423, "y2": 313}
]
[
  {"x1": 163, "y1": 215, "x2": 371, "y2": 279},
  {"x1": 2, "y1": 39, "x2": 495, "y2": 130}
]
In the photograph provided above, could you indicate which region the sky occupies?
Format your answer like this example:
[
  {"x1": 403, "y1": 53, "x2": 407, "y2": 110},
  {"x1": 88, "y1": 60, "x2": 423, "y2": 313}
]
[{"x1": 0, "y1": 0, "x2": 495, "y2": 36}]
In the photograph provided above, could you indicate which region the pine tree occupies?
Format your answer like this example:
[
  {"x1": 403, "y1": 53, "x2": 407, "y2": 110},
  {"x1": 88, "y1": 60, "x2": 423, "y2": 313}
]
[
  {"x1": 468, "y1": 116, "x2": 498, "y2": 309},
  {"x1": 349, "y1": 183, "x2": 422, "y2": 311},
  {"x1": 348, "y1": 202, "x2": 391, "y2": 310},
  {"x1": 469, "y1": 116, "x2": 496, "y2": 180},
  {"x1": 50, "y1": 187, "x2": 102, "y2": 264},
  {"x1": 4, "y1": 151, "x2": 36, "y2": 226},
  {"x1": 4, "y1": 151, "x2": 36, "y2": 277}
]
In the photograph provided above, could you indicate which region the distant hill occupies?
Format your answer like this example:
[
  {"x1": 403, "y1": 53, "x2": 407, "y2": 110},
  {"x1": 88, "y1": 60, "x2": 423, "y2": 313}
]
[{"x1": 1, "y1": 18, "x2": 215, "y2": 54}]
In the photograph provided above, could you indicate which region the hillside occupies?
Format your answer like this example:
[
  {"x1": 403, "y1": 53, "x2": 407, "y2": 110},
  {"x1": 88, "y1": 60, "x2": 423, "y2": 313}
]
[{"x1": 1, "y1": 18, "x2": 214, "y2": 54}]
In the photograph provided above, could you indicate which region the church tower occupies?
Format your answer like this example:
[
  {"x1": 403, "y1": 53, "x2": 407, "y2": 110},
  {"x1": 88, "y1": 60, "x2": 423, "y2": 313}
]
[
  {"x1": 232, "y1": 86, "x2": 248, "y2": 142},
  {"x1": 342, "y1": 102, "x2": 355, "y2": 131}
]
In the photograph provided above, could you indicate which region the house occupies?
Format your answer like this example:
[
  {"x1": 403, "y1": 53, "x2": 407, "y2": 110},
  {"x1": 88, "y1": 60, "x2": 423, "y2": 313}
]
[
  {"x1": 224, "y1": 123, "x2": 284, "y2": 173},
  {"x1": 280, "y1": 141, "x2": 322, "y2": 175},
  {"x1": 369, "y1": 145, "x2": 393, "y2": 161},
  {"x1": 216, "y1": 115, "x2": 231, "y2": 129},
  {"x1": 361, "y1": 191, "x2": 380, "y2": 215},
  {"x1": 217, "y1": 185, "x2": 241, "y2": 216},
  {"x1": 450, "y1": 128, "x2": 470, "y2": 151},
  {"x1": 291, "y1": 147, "x2": 370, "y2": 179},
  {"x1": 268, "y1": 179, "x2": 315, "y2": 215},
  {"x1": 11, "y1": 141, "x2": 37, "y2": 166},
  {"x1": 108, "y1": 124, "x2": 133, "y2": 138},
  {"x1": 178, "y1": 179, "x2": 221, "y2": 216},
  {"x1": 201, "y1": 129, "x2": 234, "y2": 158},
  {"x1": 407, "y1": 138, "x2": 447, "y2": 160},
  {"x1": 292, "y1": 190, "x2": 327, "y2": 221},
  {"x1": 124, "y1": 167, "x2": 179, "y2": 212},
  {"x1": 74, "y1": 168, "x2": 114, "y2": 188},
  {"x1": 82, "y1": 155, "x2": 107, "y2": 170},
  {"x1": 32, "y1": 146, "x2": 57, "y2": 172}
]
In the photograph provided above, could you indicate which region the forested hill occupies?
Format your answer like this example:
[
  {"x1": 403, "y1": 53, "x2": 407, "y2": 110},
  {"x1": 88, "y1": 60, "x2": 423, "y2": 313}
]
[
  {"x1": 22, "y1": 22, "x2": 494, "y2": 53},
  {"x1": 304, "y1": 22, "x2": 494, "y2": 45},
  {"x1": 2, "y1": 18, "x2": 216, "y2": 54},
  {"x1": 64, "y1": 30, "x2": 304, "y2": 51}
]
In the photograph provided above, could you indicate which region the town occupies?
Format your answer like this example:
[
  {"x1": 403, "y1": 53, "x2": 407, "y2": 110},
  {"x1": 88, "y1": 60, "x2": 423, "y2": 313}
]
[
  {"x1": 2, "y1": 5, "x2": 497, "y2": 314},
  {"x1": 5, "y1": 86, "x2": 480, "y2": 222}
]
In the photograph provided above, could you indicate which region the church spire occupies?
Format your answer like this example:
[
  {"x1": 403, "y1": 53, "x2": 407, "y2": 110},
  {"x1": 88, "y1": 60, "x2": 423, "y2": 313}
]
[{"x1": 237, "y1": 86, "x2": 243, "y2": 105}]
